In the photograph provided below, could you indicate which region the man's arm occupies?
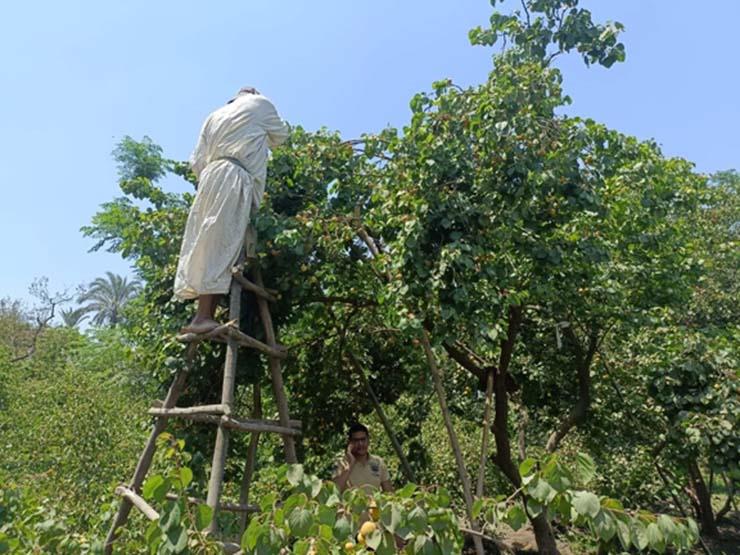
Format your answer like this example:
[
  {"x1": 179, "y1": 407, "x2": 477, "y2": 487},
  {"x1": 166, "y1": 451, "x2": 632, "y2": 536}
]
[
  {"x1": 258, "y1": 97, "x2": 290, "y2": 149},
  {"x1": 189, "y1": 116, "x2": 211, "y2": 179}
]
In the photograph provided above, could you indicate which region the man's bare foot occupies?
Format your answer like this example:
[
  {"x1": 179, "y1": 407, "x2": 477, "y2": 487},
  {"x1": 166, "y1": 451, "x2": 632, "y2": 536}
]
[{"x1": 180, "y1": 318, "x2": 220, "y2": 334}]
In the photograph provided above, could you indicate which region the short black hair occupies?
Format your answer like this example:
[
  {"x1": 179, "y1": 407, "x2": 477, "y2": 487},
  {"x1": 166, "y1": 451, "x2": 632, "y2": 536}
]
[{"x1": 348, "y1": 423, "x2": 369, "y2": 440}]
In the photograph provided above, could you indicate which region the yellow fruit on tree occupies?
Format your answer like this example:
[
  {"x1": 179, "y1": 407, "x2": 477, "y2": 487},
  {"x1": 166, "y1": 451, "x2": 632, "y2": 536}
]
[
  {"x1": 360, "y1": 521, "x2": 377, "y2": 537},
  {"x1": 344, "y1": 542, "x2": 355, "y2": 551},
  {"x1": 357, "y1": 532, "x2": 365, "y2": 544}
]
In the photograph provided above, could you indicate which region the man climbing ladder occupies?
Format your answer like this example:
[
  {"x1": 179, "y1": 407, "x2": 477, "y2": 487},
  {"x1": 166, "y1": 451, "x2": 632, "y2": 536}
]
[
  {"x1": 176, "y1": 86, "x2": 289, "y2": 334},
  {"x1": 104, "y1": 87, "x2": 297, "y2": 553}
]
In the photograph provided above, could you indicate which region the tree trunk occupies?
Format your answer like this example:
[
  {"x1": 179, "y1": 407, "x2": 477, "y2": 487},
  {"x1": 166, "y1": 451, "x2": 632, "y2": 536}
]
[
  {"x1": 687, "y1": 460, "x2": 719, "y2": 537},
  {"x1": 531, "y1": 511, "x2": 560, "y2": 555}
]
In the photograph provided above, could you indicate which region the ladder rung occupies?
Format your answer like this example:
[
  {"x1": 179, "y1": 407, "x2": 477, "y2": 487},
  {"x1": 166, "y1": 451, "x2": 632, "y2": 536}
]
[
  {"x1": 115, "y1": 486, "x2": 159, "y2": 521},
  {"x1": 165, "y1": 493, "x2": 258, "y2": 514},
  {"x1": 176, "y1": 324, "x2": 287, "y2": 360},
  {"x1": 231, "y1": 271, "x2": 278, "y2": 303},
  {"x1": 167, "y1": 413, "x2": 301, "y2": 436},
  {"x1": 149, "y1": 404, "x2": 228, "y2": 417},
  {"x1": 226, "y1": 327, "x2": 287, "y2": 359},
  {"x1": 176, "y1": 322, "x2": 235, "y2": 343},
  {"x1": 222, "y1": 415, "x2": 301, "y2": 436}
]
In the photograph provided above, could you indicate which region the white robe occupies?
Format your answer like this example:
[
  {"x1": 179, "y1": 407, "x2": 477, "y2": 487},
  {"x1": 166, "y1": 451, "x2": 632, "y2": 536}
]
[{"x1": 174, "y1": 93, "x2": 289, "y2": 299}]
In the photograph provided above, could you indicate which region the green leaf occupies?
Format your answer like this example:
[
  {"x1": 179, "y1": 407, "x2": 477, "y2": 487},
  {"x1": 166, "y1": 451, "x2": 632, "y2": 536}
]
[
  {"x1": 505, "y1": 504, "x2": 527, "y2": 531},
  {"x1": 632, "y1": 521, "x2": 649, "y2": 551},
  {"x1": 242, "y1": 518, "x2": 261, "y2": 551},
  {"x1": 318, "y1": 524, "x2": 334, "y2": 542},
  {"x1": 572, "y1": 491, "x2": 600, "y2": 518},
  {"x1": 472, "y1": 498, "x2": 484, "y2": 519},
  {"x1": 519, "y1": 458, "x2": 537, "y2": 477},
  {"x1": 260, "y1": 492, "x2": 278, "y2": 513},
  {"x1": 333, "y1": 516, "x2": 352, "y2": 541},
  {"x1": 376, "y1": 531, "x2": 398, "y2": 555},
  {"x1": 317, "y1": 504, "x2": 335, "y2": 527},
  {"x1": 408, "y1": 506, "x2": 428, "y2": 533},
  {"x1": 646, "y1": 522, "x2": 665, "y2": 553},
  {"x1": 289, "y1": 508, "x2": 313, "y2": 538},
  {"x1": 657, "y1": 514, "x2": 676, "y2": 539},
  {"x1": 414, "y1": 534, "x2": 430, "y2": 553},
  {"x1": 159, "y1": 502, "x2": 181, "y2": 532},
  {"x1": 397, "y1": 484, "x2": 417, "y2": 498},
  {"x1": 436, "y1": 488, "x2": 451, "y2": 507},
  {"x1": 526, "y1": 498, "x2": 543, "y2": 518},
  {"x1": 194, "y1": 504, "x2": 213, "y2": 531},
  {"x1": 382, "y1": 502, "x2": 403, "y2": 534},
  {"x1": 178, "y1": 467, "x2": 193, "y2": 489},
  {"x1": 286, "y1": 464, "x2": 305, "y2": 486},
  {"x1": 575, "y1": 452, "x2": 596, "y2": 484},
  {"x1": 527, "y1": 478, "x2": 556, "y2": 504},
  {"x1": 615, "y1": 519, "x2": 631, "y2": 550},
  {"x1": 366, "y1": 528, "x2": 383, "y2": 550},
  {"x1": 592, "y1": 510, "x2": 616, "y2": 542},
  {"x1": 292, "y1": 539, "x2": 310, "y2": 555},
  {"x1": 165, "y1": 525, "x2": 187, "y2": 552},
  {"x1": 142, "y1": 475, "x2": 169, "y2": 503},
  {"x1": 145, "y1": 520, "x2": 160, "y2": 550}
]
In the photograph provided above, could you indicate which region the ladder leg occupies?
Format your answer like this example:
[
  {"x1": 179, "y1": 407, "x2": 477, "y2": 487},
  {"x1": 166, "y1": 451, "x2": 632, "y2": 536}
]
[
  {"x1": 104, "y1": 351, "x2": 192, "y2": 553},
  {"x1": 238, "y1": 382, "x2": 262, "y2": 535},
  {"x1": 254, "y1": 267, "x2": 297, "y2": 463},
  {"x1": 206, "y1": 278, "x2": 241, "y2": 534}
]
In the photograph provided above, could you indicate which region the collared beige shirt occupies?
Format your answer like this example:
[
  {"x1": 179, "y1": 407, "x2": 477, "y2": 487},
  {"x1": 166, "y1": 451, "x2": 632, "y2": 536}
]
[{"x1": 334, "y1": 454, "x2": 389, "y2": 491}]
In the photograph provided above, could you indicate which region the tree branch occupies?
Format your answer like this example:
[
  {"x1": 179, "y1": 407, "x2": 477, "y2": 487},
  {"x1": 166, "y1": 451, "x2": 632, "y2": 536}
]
[
  {"x1": 520, "y1": 0, "x2": 531, "y2": 28},
  {"x1": 545, "y1": 325, "x2": 599, "y2": 453},
  {"x1": 442, "y1": 340, "x2": 487, "y2": 383},
  {"x1": 491, "y1": 305, "x2": 523, "y2": 486},
  {"x1": 716, "y1": 475, "x2": 735, "y2": 522},
  {"x1": 11, "y1": 288, "x2": 71, "y2": 363},
  {"x1": 298, "y1": 295, "x2": 378, "y2": 308}
]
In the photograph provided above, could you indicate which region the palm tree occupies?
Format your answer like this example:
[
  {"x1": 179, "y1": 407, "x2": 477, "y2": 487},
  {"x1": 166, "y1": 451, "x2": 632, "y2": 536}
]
[
  {"x1": 60, "y1": 307, "x2": 88, "y2": 328},
  {"x1": 78, "y1": 272, "x2": 141, "y2": 326}
]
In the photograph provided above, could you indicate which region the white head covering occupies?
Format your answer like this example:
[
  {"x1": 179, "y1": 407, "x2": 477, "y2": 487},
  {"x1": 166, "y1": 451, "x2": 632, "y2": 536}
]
[{"x1": 228, "y1": 86, "x2": 260, "y2": 103}]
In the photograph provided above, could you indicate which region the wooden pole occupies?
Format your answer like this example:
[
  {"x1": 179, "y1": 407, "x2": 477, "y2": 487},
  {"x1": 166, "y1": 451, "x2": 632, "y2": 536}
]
[
  {"x1": 115, "y1": 486, "x2": 159, "y2": 521},
  {"x1": 420, "y1": 329, "x2": 484, "y2": 555},
  {"x1": 238, "y1": 382, "x2": 262, "y2": 535},
  {"x1": 206, "y1": 276, "x2": 242, "y2": 534},
  {"x1": 346, "y1": 351, "x2": 417, "y2": 484},
  {"x1": 254, "y1": 267, "x2": 297, "y2": 463},
  {"x1": 231, "y1": 271, "x2": 278, "y2": 302},
  {"x1": 476, "y1": 368, "x2": 495, "y2": 498},
  {"x1": 148, "y1": 404, "x2": 228, "y2": 417},
  {"x1": 104, "y1": 346, "x2": 193, "y2": 553}
]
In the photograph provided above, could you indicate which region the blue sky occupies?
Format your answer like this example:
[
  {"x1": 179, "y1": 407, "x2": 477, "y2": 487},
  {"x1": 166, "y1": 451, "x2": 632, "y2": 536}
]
[{"x1": 1, "y1": 1, "x2": 738, "y2": 306}]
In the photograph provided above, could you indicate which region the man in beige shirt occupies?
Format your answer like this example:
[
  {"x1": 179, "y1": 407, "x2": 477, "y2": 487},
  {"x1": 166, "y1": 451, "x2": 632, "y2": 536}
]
[{"x1": 333, "y1": 423, "x2": 392, "y2": 493}]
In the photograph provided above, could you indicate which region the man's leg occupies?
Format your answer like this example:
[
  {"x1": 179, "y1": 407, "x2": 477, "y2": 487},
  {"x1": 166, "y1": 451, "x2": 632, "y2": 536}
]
[{"x1": 182, "y1": 294, "x2": 221, "y2": 333}]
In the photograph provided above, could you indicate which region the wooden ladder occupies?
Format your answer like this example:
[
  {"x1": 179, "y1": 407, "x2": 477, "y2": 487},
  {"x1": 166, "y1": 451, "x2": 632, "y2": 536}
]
[{"x1": 104, "y1": 256, "x2": 298, "y2": 554}]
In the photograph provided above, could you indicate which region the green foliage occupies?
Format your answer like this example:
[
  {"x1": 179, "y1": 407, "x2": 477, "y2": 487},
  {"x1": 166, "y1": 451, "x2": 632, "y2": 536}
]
[
  {"x1": 135, "y1": 434, "x2": 220, "y2": 555},
  {"x1": 0, "y1": 325, "x2": 151, "y2": 532},
  {"x1": 474, "y1": 453, "x2": 700, "y2": 553},
  {"x1": 0, "y1": 488, "x2": 103, "y2": 554},
  {"x1": 469, "y1": 0, "x2": 625, "y2": 67},
  {"x1": 243, "y1": 465, "x2": 462, "y2": 554}
]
